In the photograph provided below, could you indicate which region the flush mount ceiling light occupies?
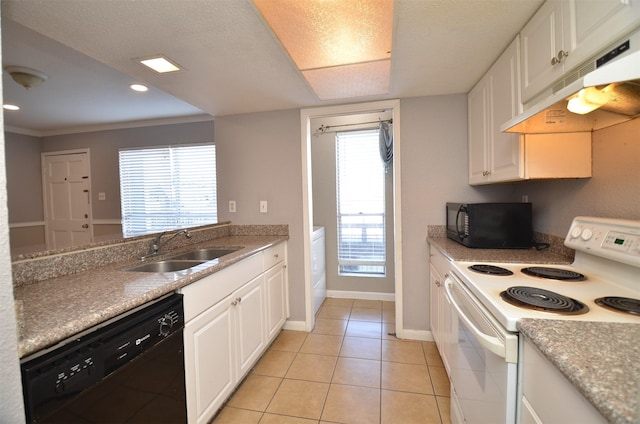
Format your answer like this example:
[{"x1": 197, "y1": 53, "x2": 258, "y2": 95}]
[
  {"x1": 137, "y1": 55, "x2": 182, "y2": 73},
  {"x1": 130, "y1": 83, "x2": 149, "y2": 92},
  {"x1": 253, "y1": 0, "x2": 393, "y2": 100},
  {"x1": 5, "y1": 66, "x2": 48, "y2": 89}
]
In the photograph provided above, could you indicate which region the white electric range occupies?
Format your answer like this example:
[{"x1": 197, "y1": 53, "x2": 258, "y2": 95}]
[
  {"x1": 450, "y1": 216, "x2": 640, "y2": 332},
  {"x1": 442, "y1": 216, "x2": 640, "y2": 424}
]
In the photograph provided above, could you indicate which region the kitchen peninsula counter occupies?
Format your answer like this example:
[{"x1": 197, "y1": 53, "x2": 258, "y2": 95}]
[
  {"x1": 519, "y1": 319, "x2": 640, "y2": 424},
  {"x1": 14, "y1": 234, "x2": 287, "y2": 358}
]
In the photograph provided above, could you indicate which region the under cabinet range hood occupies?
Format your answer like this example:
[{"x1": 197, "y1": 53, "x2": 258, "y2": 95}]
[{"x1": 503, "y1": 34, "x2": 640, "y2": 134}]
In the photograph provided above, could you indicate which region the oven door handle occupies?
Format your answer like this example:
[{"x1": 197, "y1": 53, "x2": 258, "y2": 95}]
[{"x1": 444, "y1": 278, "x2": 507, "y2": 360}]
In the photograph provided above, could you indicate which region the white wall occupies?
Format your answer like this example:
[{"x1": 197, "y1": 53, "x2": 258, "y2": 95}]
[{"x1": 0, "y1": 15, "x2": 27, "y2": 422}]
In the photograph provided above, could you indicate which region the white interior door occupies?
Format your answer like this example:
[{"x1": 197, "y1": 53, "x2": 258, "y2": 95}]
[{"x1": 42, "y1": 150, "x2": 93, "y2": 249}]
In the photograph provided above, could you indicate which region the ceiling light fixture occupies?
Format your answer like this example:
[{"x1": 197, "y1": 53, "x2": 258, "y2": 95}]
[
  {"x1": 138, "y1": 55, "x2": 181, "y2": 73},
  {"x1": 253, "y1": 0, "x2": 393, "y2": 100},
  {"x1": 130, "y1": 83, "x2": 149, "y2": 92},
  {"x1": 3, "y1": 104, "x2": 20, "y2": 111},
  {"x1": 5, "y1": 66, "x2": 48, "y2": 89}
]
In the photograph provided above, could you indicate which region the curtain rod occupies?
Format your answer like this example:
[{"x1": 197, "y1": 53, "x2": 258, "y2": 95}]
[{"x1": 316, "y1": 118, "x2": 392, "y2": 134}]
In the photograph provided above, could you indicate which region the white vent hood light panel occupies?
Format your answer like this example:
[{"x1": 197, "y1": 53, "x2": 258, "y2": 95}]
[{"x1": 503, "y1": 31, "x2": 640, "y2": 134}]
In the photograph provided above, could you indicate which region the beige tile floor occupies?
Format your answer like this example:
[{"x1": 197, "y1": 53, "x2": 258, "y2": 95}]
[{"x1": 213, "y1": 298, "x2": 451, "y2": 424}]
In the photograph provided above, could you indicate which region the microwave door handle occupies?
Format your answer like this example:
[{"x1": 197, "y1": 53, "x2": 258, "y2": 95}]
[
  {"x1": 444, "y1": 279, "x2": 506, "y2": 360},
  {"x1": 456, "y1": 206, "x2": 466, "y2": 241}
]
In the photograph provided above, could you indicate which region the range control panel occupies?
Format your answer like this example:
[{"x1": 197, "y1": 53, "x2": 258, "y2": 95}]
[{"x1": 565, "y1": 216, "x2": 640, "y2": 266}]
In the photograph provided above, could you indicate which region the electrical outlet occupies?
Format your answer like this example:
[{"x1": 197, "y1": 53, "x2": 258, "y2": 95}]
[
  {"x1": 98, "y1": 192, "x2": 106, "y2": 201},
  {"x1": 522, "y1": 195, "x2": 529, "y2": 203},
  {"x1": 229, "y1": 200, "x2": 236, "y2": 213},
  {"x1": 260, "y1": 200, "x2": 268, "y2": 213}
]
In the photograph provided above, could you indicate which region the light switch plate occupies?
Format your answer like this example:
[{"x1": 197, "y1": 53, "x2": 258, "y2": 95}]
[
  {"x1": 229, "y1": 200, "x2": 236, "y2": 213},
  {"x1": 260, "y1": 200, "x2": 268, "y2": 213}
]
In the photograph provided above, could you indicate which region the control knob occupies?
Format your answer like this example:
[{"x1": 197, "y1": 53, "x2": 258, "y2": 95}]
[
  {"x1": 158, "y1": 313, "x2": 177, "y2": 337},
  {"x1": 570, "y1": 226, "x2": 582, "y2": 239},
  {"x1": 581, "y1": 228, "x2": 593, "y2": 241}
]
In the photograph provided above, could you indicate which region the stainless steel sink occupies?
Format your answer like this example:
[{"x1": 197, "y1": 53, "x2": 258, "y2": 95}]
[
  {"x1": 126, "y1": 260, "x2": 205, "y2": 273},
  {"x1": 167, "y1": 247, "x2": 242, "y2": 261}
]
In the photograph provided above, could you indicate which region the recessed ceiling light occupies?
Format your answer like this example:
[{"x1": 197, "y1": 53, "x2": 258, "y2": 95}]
[
  {"x1": 3, "y1": 104, "x2": 20, "y2": 111},
  {"x1": 138, "y1": 55, "x2": 181, "y2": 73},
  {"x1": 130, "y1": 84, "x2": 149, "y2": 92}
]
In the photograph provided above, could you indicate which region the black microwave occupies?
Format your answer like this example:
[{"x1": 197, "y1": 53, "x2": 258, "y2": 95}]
[{"x1": 446, "y1": 202, "x2": 533, "y2": 248}]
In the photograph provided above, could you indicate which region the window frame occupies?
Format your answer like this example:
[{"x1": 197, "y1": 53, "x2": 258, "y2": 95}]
[
  {"x1": 118, "y1": 143, "x2": 218, "y2": 238},
  {"x1": 335, "y1": 129, "x2": 387, "y2": 277}
]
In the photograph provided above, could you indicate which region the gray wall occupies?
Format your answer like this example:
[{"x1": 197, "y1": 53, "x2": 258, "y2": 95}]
[
  {"x1": 5, "y1": 132, "x2": 43, "y2": 222},
  {"x1": 214, "y1": 109, "x2": 306, "y2": 320},
  {"x1": 311, "y1": 116, "x2": 395, "y2": 295},
  {"x1": 399, "y1": 95, "x2": 508, "y2": 329},
  {"x1": 511, "y1": 118, "x2": 640, "y2": 233},
  {"x1": 41, "y1": 121, "x2": 215, "y2": 220}
]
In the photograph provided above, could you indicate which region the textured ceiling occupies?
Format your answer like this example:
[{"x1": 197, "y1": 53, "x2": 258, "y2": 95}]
[{"x1": 1, "y1": 0, "x2": 543, "y2": 135}]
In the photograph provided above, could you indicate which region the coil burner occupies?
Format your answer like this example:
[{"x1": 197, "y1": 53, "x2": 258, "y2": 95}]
[
  {"x1": 468, "y1": 264, "x2": 514, "y2": 276},
  {"x1": 500, "y1": 286, "x2": 588, "y2": 314},
  {"x1": 521, "y1": 267, "x2": 586, "y2": 281},
  {"x1": 595, "y1": 297, "x2": 640, "y2": 316}
]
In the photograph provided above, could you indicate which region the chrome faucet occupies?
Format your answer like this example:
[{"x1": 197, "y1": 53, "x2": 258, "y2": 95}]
[{"x1": 150, "y1": 229, "x2": 192, "y2": 255}]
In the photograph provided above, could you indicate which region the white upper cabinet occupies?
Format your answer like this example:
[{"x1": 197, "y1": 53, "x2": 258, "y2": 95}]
[
  {"x1": 469, "y1": 35, "x2": 592, "y2": 185},
  {"x1": 468, "y1": 37, "x2": 524, "y2": 185},
  {"x1": 521, "y1": 0, "x2": 640, "y2": 104},
  {"x1": 521, "y1": 0, "x2": 565, "y2": 104}
]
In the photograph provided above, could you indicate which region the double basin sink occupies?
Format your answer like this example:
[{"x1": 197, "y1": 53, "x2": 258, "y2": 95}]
[{"x1": 126, "y1": 247, "x2": 243, "y2": 273}]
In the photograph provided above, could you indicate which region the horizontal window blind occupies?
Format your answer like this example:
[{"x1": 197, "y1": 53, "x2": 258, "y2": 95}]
[
  {"x1": 119, "y1": 143, "x2": 217, "y2": 237},
  {"x1": 336, "y1": 130, "x2": 386, "y2": 276}
]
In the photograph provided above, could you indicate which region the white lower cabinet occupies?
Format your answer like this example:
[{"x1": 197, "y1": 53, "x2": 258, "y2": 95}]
[
  {"x1": 520, "y1": 338, "x2": 606, "y2": 424},
  {"x1": 265, "y1": 262, "x2": 287, "y2": 341},
  {"x1": 181, "y1": 242, "x2": 288, "y2": 424},
  {"x1": 234, "y1": 275, "x2": 266, "y2": 378},
  {"x1": 183, "y1": 294, "x2": 235, "y2": 424}
]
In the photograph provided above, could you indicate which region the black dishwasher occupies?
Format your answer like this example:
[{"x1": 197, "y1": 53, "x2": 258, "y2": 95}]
[{"x1": 21, "y1": 293, "x2": 186, "y2": 424}]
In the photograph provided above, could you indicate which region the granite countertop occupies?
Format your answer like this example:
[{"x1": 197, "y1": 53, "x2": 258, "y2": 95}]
[
  {"x1": 14, "y1": 235, "x2": 287, "y2": 358},
  {"x1": 519, "y1": 319, "x2": 640, "y2": 424},
  {"x1": 427, "y1": 236, "x2": 573, "y2": 264}
]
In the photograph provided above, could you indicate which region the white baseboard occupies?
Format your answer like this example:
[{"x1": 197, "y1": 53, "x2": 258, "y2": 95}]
[
  {"x1": 397, "y1": 329, "x2": 434, "y2": 342},
  {"x1": 326, "y1": 290, "x2": 395, "y2": 302},
  {"x1": 282, "y1": 320, "x2": 309, "y2": 332}
]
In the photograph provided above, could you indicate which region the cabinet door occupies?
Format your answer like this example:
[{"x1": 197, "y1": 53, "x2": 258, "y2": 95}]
[
  {"x1": 468, "y1": 77, "x2": 490, "y2": 184},
  {"x1": 520, "y1": 0, "x2": 565, "y2": 103},
  {"x1": 488, "y1": 38, "x2": 524, "y2": 182},
  {"x1": 564, "y1": 0, "x2": 640, "y2": 72},
  {"x1": 265, "y1": 263, "x2": 288, "y2": 342},
  {"x1": 234, "y1": 275, "x2": 266, "y2": 379},
  {"x1": 184, "y1": 294, "x2": 235, "y2": 424}
]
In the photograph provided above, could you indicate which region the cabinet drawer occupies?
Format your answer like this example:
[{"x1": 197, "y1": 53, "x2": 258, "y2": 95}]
[
  {"x1": 181, "y1": 253, "x2": 263, "y2": 322},
  {"x1": 263, "y1": 242, "x2": 286, "y2": 270},
  {"x1": 429, "y1": 246, "x2": 450, "y2": 278}
]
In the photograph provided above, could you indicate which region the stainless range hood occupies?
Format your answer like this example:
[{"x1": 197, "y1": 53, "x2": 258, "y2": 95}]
[{"x1": 502, "y1": 44, "x2": 640, "y2": 134}]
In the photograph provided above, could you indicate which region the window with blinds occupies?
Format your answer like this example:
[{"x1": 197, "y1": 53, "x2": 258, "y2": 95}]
[
  {"x1": 119, "y1": 143, "x2": 217, "y2": 237},
  {"x1": 336, "y1": 129, "x2": 386, "y2": 276}
]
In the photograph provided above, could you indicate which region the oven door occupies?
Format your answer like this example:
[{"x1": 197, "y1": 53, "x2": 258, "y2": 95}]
[{"x1": 444, "y1": 271, "x2": 519, "y2": 424}]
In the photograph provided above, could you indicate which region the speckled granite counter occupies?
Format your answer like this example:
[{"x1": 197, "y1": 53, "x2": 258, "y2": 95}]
[
  {"x1": 14, "y1": 234, "x2": 287, "y2": 358},
  {"x1": 427, "y1": 236, "x2": 573, "y2": 264},
  {"x1": 518, "y1": 319, "x2": 640, "y2": 424}
]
